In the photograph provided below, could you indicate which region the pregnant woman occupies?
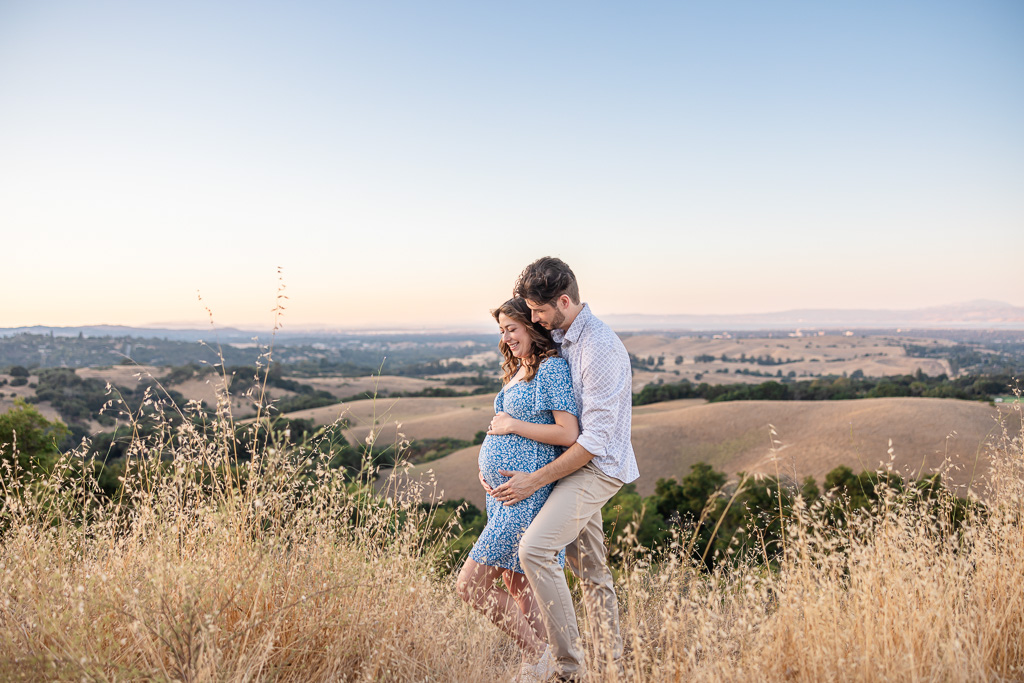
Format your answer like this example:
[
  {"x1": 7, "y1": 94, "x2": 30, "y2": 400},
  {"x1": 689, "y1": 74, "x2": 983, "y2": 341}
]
[{"x1": 456, "y1": 297, "x2": 578, "y2": 680}]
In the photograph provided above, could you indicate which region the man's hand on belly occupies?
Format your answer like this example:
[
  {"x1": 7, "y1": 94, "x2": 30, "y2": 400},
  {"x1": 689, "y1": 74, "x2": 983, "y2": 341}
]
[
  {"x1": 491, "y1": 469, "x2": 541, "y2": 506},
  {"x1": 492, "y1": 442, "x2": 596, "y2": 506}
]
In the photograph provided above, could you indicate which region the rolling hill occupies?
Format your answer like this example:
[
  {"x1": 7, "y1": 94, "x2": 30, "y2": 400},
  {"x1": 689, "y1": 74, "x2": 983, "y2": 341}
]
[{"x1": 376, "y1": 397, "x2": 1020, "y2": 511}]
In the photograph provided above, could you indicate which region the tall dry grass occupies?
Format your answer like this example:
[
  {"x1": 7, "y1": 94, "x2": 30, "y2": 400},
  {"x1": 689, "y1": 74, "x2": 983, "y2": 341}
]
[{"x1": 1, "y1": 355, "x2": 1022, "y2": 680}]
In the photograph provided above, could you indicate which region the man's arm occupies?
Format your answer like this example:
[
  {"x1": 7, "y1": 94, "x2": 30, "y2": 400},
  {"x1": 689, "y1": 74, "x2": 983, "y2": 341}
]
[
  {"x1": 490, "y1": 441, "x2": 594, "y2": 505},
  {"x1": 571, "y1": 342, "x2": 630, "y2": 458}
]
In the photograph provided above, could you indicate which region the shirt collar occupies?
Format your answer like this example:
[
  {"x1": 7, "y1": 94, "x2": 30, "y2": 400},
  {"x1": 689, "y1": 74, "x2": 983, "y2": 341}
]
[{"x1": 553, "y1": 303, "x2": 591, "y2": 344}]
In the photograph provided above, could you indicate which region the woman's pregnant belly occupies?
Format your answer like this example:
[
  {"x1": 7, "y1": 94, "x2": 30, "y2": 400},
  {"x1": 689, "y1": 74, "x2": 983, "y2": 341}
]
[{"x1": 478, "y1": 433, "x2": 536, "y2": 490}]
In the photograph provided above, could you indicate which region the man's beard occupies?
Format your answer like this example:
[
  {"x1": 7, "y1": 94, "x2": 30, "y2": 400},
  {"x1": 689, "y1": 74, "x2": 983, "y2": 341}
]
[{"x1": 548, "y1": 308, "x2": 565, "y2": 330}]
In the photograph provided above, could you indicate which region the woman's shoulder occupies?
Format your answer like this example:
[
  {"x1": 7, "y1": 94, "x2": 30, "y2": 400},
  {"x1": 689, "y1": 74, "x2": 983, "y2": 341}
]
[
  {"x1": 537, "y1": 356, "x2": 571, "y2": 380},
  {"x1": 539, "y1": 355, "x2": 568, "y2": 369}
]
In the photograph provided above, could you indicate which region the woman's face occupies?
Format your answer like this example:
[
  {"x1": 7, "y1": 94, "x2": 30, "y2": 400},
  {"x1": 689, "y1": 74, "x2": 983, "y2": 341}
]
[{"x1": 497, "y1": 312, "x2": 534, "y2": 359}]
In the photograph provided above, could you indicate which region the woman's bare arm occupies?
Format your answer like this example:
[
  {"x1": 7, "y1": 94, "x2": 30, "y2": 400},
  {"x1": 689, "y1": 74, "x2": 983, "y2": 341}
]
[{"x1": 486, "y1": 409, "x2": 579, "y2": 447}]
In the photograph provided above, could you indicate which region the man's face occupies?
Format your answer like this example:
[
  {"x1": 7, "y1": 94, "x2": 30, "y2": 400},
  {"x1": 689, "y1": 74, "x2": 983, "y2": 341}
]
[{"x1": 525, "y1": 298, "x2": 567, "y2": 331}]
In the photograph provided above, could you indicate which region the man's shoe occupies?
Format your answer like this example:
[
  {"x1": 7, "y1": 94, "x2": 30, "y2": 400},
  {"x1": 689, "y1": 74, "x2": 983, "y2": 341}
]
[
  {"x1": 544, "y1": 673, "x2": 582, "y2": 683},
  {"x1": 516, "y1": 645, "x2": 554, "y2": 682}
]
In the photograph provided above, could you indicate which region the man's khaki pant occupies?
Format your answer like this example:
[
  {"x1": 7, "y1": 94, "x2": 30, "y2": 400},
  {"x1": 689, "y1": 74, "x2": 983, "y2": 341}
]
[{"x1": 519, "y1": 462, "x2": 624, "y2": 677}]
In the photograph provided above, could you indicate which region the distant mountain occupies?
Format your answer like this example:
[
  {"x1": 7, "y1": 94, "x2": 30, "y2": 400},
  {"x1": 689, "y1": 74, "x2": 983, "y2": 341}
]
[
  {"x1": 3, "y1": 301, "x2": 1023, "y2": 339},
  {"x1": 0, "y1": 325, "x2": 494, "y2": 343},
  {"x1": 603, "y1": 301, "x2": 1024, "y2": 331},
  {"x1": 0, "y1": 325, "x2": 253, "y2": 342}
]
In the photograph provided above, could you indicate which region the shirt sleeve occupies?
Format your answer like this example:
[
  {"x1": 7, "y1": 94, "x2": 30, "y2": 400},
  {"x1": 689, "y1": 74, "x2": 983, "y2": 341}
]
[
  {"x1": 535, "y1": 358, "x2": 578, "y2": 415},
  {"x1": 574, "y1": 343, "x2": 631, "y2": 457}
]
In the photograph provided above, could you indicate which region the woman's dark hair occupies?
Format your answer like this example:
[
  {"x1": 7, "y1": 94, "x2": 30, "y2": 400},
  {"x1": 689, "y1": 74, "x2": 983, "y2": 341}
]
[
  {"x1": 492, "y1": 298, "x2": 557, "y2": 384},
  {"x1": 513, "y1": 256, "x2": 580, "y2": 305}
]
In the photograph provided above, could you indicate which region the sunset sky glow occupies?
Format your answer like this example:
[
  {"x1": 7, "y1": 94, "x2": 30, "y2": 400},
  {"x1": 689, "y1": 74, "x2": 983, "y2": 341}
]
[{"x1": 1, "y1": 1, "x2": 1022, "y2": 330}]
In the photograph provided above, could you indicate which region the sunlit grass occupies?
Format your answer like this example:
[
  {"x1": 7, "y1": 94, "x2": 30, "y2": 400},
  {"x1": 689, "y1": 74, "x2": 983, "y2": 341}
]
[{"x1": 1, "y1": 340, "x2": 1022, "y2": 680}]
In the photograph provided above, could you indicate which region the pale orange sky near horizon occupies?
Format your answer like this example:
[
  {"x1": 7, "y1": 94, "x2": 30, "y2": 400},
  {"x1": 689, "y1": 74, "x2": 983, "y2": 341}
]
[
  {"x1": 2, "y1": 2, "x2": 1022, "y2": 330},
  {"x1": 5, "y1": 254, "x2": 1022, "y2": 331}
]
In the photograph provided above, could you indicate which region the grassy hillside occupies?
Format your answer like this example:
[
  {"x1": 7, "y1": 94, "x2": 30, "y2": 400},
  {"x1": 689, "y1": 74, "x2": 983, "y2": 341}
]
[
  {"x1": 380, "y1": 397, "x2": 1016, "y2": 509},
  {"x1": 284, "y1": 393, "x2": 495, "y2": 446},
  {"x1": 1, "y1": 391, "x2": 1022, "y2": 680}
]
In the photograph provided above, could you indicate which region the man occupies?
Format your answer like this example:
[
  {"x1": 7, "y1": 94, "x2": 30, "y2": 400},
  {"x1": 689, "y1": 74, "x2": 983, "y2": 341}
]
[{"x1": 491, "y1": 256, "x2": 639, "y2": 681}]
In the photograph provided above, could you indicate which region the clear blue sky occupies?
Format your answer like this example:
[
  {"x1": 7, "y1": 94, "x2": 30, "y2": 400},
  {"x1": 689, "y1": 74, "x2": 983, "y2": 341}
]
[{"x1": 2, "y1": 1, "x2": 1021, "y2": 329}]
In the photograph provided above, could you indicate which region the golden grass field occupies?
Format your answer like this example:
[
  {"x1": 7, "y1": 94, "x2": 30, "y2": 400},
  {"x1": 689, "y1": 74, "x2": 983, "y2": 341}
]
[
  {"x1": 378, "y1": 397, "x2": 1017, "y2": 510},
  {"x1": 3, "y1": 330, "x2": 1022, "y2": 681},
  {"x1": 2, "y1": 387, "x2": 1021, "y2": 681}
]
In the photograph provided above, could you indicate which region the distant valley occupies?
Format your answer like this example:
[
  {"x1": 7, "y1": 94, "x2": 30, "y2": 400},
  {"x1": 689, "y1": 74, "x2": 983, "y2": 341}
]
[{"x1": 2, "y1": 319, "x2": 1022, "y2": 512}]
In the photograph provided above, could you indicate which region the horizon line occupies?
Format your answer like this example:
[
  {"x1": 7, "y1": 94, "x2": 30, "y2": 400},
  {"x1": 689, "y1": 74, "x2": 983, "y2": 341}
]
[{"x1": 1, "y1": 298, "x2": 1022, "y2": 332}]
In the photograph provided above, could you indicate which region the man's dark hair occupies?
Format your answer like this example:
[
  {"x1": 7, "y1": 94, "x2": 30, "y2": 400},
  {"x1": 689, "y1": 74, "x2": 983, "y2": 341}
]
[{"x1": 514, "y1": 257, "x2": 581, "y2": 305}]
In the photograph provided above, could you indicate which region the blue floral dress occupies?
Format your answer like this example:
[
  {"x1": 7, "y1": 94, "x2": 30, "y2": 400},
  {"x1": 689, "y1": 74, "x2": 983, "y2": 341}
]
[{"x1": 469, "y1": 356, "x2": 577, "y2": 574}]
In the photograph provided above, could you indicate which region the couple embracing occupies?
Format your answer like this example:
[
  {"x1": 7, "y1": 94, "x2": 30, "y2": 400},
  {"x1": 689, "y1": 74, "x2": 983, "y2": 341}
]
[{"x1": 456, "y1": 257, "x2": 639, "y2": 681}]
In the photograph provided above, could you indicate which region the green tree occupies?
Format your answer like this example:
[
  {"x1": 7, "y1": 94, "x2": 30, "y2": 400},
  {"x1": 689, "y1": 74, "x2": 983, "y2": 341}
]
[
  {"x1": 603, "y1": 483, "x2": 667, "y2": 554},
  {"x1": 0, "y1": 399, "x2": 67, "y2": 476},
  {"x1": 653, "y1": 463, "x2": 728, "y2": 568},
  {"x1": 731, "y1": 473, "x2": 803, "y2": 565}
]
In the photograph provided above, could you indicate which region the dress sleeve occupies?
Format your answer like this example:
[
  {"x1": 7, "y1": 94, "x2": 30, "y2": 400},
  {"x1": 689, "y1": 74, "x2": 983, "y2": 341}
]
[{"x1": 535, "y1": 358, "x2": 577, "y2": 415}]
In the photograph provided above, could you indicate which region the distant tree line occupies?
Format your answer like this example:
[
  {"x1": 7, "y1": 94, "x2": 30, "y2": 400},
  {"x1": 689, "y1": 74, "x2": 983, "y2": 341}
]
[
  {"x1": 403, "y1": 433, "x2": 486, "y2": 465},
  {"x1": 715, "y1": 353, "x2": 803, "y2": 366},
  {"x1": 445, "y1": 375, "x2": 503, "y2": 391},
  {"x1": 337, "y1": 385, "x2": 496, "y2": 403},
  {"x1": 903, "y1": 342, "x2": 1024, "y2": 375},
  {"x1": 394, "y1": 360, "x2": 474, "y2": 377},
  {"x1": 633, "y1": 372, "x2": 1018, "y2": 406}
]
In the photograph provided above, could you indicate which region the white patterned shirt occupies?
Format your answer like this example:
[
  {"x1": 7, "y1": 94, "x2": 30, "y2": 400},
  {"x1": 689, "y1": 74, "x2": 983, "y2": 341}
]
[{"x1": 552, "y1": 304, "x2": 639, "y2": 484}]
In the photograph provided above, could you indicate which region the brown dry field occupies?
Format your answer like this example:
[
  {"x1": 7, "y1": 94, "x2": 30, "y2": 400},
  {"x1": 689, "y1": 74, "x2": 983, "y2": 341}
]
[
  {"x1": 0, "y1": 373, "x2": 62, "y2": 423},
  {"x1": 455, "y1": 349, "x2": 502, "y2": 367},
  {"x1": 284, "y1": 393, "x2": 496, "y2": 446},
  {"x1": 2, "y1": 366, "x2": 489, "y2": 436},
  {"x1": 377, "y1": 397, "x2": 1019, "y2": 511},
  {"x1": 79, "y1": 369, "x2": 455, "y2": 415},
  {"x1": 76, "y1": 364, "x2": 165, "y2": 387},
  {"x1": 78, "y1": 366, "x2": 300, "y2": 416},
  {"x1": 15, "y1": 366, "x2": 304, "y2": 425},
  {"x1": 1, "y1": 372, "x2": 109, "y2": 435},
  {"x1": 294, "y1": 375, "x2": 453, "y2": 400},
  {"x1": 623, "y1": 334, "x2": 953, "y2": 391}
]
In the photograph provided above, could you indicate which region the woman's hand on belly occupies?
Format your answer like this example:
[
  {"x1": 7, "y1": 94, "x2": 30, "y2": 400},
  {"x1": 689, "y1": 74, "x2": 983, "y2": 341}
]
[{"x1": 487, "y1": 411, "x2": 520, "y2": 436}]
